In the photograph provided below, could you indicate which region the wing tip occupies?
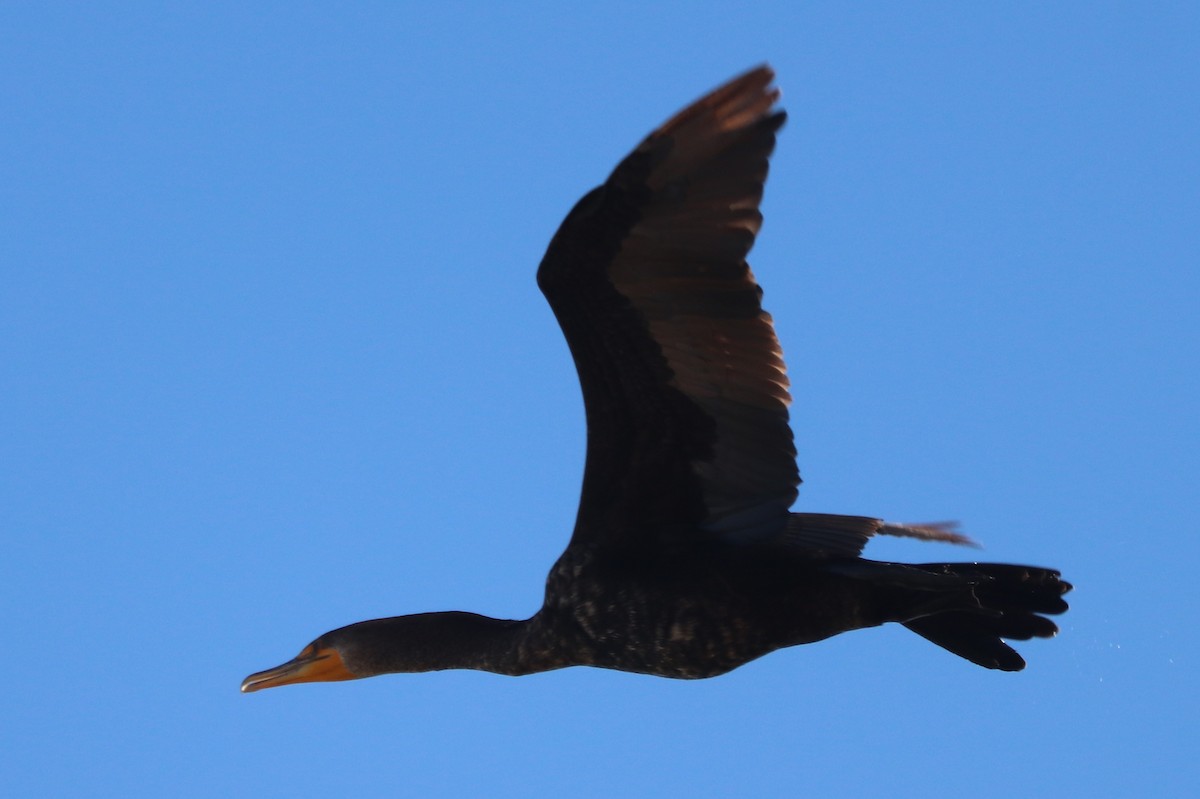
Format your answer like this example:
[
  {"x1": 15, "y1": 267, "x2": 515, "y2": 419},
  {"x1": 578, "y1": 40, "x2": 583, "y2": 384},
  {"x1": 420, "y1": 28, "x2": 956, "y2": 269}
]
[
  {"x1": 657, "y1": 64, "x2": 783, "y2": 140},
  {"x1": 879, "y1": 521, "x2": 979, "y2": 548}
]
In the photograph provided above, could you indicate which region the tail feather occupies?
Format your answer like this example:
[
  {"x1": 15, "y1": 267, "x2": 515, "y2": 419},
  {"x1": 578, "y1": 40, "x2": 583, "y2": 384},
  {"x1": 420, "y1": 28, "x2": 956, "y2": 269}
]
[{"x1": 895, "y1": 563, "x2": 1071, "y2": 671}]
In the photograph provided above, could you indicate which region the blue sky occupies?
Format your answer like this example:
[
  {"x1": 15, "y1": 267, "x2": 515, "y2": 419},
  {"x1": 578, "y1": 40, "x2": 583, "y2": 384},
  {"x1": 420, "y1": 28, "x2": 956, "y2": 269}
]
[{"x1": 3, "y1": 2, "x2": 1197, "y2": 796}]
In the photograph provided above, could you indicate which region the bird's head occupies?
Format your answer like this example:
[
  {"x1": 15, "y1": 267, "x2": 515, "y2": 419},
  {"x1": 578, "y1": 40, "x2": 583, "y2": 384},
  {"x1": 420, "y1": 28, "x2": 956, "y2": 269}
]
[{"x1": 240, "y1": 628, "x2": 360, "y2": 693}]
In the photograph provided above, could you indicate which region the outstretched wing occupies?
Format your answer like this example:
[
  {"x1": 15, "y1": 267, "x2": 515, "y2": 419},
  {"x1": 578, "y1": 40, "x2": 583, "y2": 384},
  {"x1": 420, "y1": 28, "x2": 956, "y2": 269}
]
[{"x1": 537, "y1": 66, "x2": 796, "y2": 551}]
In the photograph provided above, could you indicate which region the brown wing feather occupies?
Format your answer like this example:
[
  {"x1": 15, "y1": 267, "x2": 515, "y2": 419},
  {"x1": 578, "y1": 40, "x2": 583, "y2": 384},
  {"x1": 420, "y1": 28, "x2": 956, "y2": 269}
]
[{"x1": 537, "y1": 66, "x2": 795, "y2": 550}]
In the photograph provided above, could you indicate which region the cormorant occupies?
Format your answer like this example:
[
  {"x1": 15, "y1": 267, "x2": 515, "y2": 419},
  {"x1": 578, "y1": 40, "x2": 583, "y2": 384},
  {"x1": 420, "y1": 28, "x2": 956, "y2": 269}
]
[{"x1": 242, "y1": 66, "x2": 1070, "y2": 693}]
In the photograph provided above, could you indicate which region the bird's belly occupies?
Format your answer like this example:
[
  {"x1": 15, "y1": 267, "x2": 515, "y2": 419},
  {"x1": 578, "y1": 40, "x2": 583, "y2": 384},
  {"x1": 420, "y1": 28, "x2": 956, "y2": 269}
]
[
  {"x1": 538, "y1": 548, "x2": 873, "y2": 679},
  {"x1": 553, "y1": 582, "x2": 784, "y2": 679}
]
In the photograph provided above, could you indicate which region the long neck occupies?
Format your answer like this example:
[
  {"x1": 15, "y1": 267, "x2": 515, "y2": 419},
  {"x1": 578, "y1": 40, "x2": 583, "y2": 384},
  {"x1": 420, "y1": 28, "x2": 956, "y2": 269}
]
[{"x1": 333, "y1": 611, "x2": 549, "y2": 677}]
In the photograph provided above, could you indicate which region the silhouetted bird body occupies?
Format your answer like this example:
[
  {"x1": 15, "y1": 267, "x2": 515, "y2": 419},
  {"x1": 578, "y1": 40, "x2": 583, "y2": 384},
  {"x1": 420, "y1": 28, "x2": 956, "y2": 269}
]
[
  {"x1": 534, "y1": 544, "x2": 910, "y2": 679},
  {"x1": 242, "y1": 66, "x2": 1070, "y2": 694}
]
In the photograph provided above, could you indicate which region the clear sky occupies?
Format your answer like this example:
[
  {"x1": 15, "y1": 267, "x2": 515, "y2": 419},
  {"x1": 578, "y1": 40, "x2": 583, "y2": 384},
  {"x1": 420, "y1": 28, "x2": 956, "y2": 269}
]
[{"x1": 3, "y1": 2, "x2": 1197, "y2": 797}]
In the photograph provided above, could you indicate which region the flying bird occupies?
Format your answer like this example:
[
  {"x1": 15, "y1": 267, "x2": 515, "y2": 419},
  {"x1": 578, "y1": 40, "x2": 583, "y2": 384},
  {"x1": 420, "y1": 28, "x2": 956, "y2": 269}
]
[{"x1": 242, "y1": 66, "x2": 1069, "y2": 693}]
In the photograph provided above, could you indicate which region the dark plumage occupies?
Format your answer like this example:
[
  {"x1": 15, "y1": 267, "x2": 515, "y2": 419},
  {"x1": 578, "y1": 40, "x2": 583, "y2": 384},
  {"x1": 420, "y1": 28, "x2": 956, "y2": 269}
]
[{"x1": 241, "y1": 66, "x2": 1070, "y2": 694}]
